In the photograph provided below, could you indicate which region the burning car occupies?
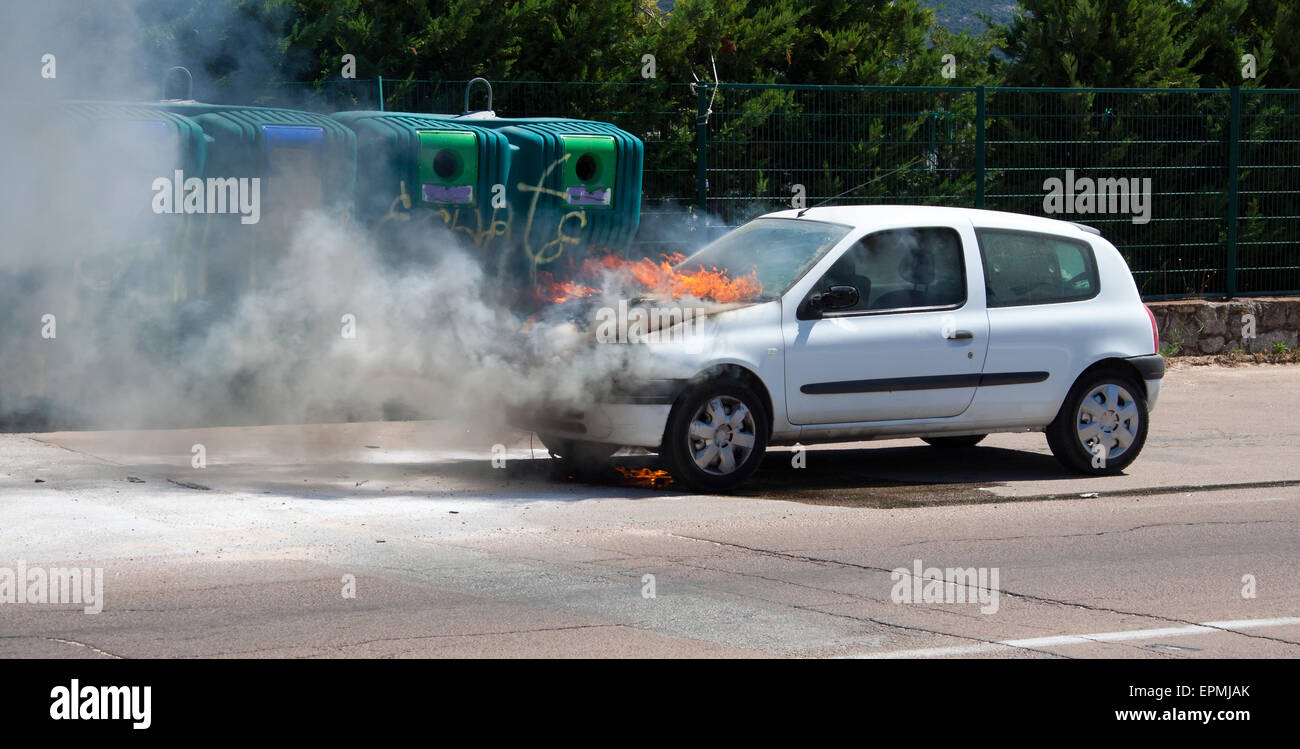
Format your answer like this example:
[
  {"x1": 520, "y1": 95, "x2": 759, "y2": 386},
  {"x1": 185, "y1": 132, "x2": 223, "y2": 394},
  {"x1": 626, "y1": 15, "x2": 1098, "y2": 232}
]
[{"x1": 513, "y1": 205, "x2": 1164, "y2": 492}]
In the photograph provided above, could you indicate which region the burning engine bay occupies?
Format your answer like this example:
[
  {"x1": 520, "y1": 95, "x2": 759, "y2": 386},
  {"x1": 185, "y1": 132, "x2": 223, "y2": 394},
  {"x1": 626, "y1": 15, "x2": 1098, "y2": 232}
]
[{"x1": 515, "y1": 250, "x2": 765, "y2": 410}]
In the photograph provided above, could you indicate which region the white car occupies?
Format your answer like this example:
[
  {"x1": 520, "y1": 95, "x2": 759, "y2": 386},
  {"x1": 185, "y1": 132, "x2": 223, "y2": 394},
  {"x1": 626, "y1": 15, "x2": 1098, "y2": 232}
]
[{"x1": 522, "y1": 205, "x2": 1164, "y2": 492}]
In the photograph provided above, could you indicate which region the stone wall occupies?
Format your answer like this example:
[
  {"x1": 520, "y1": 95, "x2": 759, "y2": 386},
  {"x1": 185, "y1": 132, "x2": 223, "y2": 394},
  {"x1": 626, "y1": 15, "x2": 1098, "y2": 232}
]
[{"x1": 1148, "y1": 297, "x2": 1300, "y2": 355}]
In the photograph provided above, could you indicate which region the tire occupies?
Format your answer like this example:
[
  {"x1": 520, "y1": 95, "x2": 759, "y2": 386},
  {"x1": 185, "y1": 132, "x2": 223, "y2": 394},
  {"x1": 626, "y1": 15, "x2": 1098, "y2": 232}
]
[
  {"x1": 921, "y1": 434, "x2": 986, "y2": 448},
  {"x1": 1046, "y1": 369, "x2": 1149, "y2": 475},
  {"x1": 538, "y1": 434, "x2": 619, "y2": 477},
  {"x1": 661, "y1": 377, "x2": 769, "y2": 492}
]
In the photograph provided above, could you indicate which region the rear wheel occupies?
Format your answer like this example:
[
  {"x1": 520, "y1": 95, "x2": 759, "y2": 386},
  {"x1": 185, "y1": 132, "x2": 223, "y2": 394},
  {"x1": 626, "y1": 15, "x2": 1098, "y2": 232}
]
[
  {"x1": 921, "y1": 434, "x2": 986, "y2": 448},
  {"x1": 1046, "y1": 370, "x2": 1148, "y2": 475},
  {"x1": 661, "y1": 378, "x2": 769, "y2": 492}
]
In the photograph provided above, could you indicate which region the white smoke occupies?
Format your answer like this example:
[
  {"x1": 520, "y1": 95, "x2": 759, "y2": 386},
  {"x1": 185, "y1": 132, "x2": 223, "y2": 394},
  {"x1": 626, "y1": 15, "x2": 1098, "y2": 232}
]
[{"x1": 0, "y1": 1, "x2": 738, "y2": 433}]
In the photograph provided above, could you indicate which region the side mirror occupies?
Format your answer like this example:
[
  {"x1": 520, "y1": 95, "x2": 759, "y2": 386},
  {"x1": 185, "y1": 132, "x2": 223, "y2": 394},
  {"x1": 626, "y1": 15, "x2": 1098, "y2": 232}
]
[{"x1": 810, "y1": 284, "x2": 860, "y2": 313}]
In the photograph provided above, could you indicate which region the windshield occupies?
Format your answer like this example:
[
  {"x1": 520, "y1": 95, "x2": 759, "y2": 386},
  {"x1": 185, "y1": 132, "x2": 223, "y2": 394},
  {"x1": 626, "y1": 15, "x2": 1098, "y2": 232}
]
[{"x1": 677, "y1": 218, "x2": 851, "y2": 301}]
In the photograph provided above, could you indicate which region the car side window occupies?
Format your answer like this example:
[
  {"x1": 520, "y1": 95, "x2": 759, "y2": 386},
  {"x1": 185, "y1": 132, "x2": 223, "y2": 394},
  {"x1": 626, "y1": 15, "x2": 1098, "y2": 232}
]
[
  {"x1": 806, "y1": 226, "x2": 966, "y2": 314},
  {"x1": 977, "y1": 229, "x2": 1100, "y2": 307}
]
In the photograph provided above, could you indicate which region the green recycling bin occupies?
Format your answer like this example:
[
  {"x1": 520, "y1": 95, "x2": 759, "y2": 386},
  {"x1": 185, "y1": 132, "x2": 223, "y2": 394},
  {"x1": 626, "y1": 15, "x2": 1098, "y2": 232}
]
[
  {"x1": 331, "y1": 111, "x2": 514, "y2": 240},
  {"x1": 148, "y1": 102, "x2": 356, "y2": 298},
  {"x1": 426, "y1": 112, "x2": 644, "y2": 276},
  {"x1": 26, "y1": 102, "x2": 215, "y2": 416},
  {"x1": 57, "y1": 101, "x2": 211, "y2": 305},
  {"x1": 60, "y1": 101, "x2": 208, "y2": 177},
  {"x1": 155, "y1": 102, "x2": 356, "y2": 213}
]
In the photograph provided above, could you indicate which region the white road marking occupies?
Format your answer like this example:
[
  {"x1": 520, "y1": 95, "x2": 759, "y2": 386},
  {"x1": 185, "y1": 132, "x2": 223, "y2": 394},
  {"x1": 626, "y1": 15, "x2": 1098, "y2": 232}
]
[{"x1": 845, "y1": 616, "x2": 1300, "y2": 658}]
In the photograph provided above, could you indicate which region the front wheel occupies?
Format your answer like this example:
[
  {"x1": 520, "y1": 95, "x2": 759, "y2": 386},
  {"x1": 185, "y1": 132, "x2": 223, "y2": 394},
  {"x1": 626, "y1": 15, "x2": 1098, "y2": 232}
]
[
  {"x1": 661, "y1": 378, "x2": 769, "y2": 492},
  {"x1": 1046, "y1": 370, "x2": 1149, "y2": 475}
]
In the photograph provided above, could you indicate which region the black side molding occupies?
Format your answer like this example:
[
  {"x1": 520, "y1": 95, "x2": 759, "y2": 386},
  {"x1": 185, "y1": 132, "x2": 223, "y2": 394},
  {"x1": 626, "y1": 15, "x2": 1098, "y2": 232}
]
[
  {"x1": 977, "y1": 371, "x2": 1052, "y2": 387},
  {"x1": 604, "y1": 378, "x2": 689, "y2": 404},
  {"x1": 1127, "y1": 354, "x2": 1166, "y2": 380},
  {"x1": 801, "y1": 371, "x2": 1048, "y2": 395}
]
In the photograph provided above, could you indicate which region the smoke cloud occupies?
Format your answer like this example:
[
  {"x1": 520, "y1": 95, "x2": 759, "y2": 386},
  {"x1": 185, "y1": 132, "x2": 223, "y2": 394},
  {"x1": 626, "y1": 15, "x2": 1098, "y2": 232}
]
[{"x1": 0, "y1": 2, "x2": 739, "y2": 435}]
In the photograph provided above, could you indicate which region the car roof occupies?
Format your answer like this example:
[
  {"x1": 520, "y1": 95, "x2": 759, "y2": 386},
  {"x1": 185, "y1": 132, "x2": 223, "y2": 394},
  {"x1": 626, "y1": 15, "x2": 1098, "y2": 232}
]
[{"x1": 762, "y1": 205, "x2": 1098, "y2": 238}]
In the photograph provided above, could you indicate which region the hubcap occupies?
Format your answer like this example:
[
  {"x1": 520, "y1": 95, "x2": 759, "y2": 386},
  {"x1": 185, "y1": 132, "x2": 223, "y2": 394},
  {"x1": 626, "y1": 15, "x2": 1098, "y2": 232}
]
[
  {"x1": 1076, "y1": 383, "x2": 1140, "y2": 461},
  {"x1": 686, "y1": 395, "x2": 757, "y2": 475}
]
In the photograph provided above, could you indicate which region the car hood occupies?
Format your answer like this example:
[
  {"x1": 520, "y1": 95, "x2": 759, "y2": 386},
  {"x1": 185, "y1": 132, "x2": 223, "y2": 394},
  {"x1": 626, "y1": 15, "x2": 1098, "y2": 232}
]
[{"x1": 517, "y1": 297, "x2": 782, "y2": 400}]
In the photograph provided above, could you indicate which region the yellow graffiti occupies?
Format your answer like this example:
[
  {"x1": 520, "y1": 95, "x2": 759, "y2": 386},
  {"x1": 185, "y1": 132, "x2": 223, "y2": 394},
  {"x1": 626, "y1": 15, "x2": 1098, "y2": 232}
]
[
  {"x1": 375, "y1": 180, "x2": 414, "y2": 230},
  {"x1": 378, "y1": 179, "x2": 511, "y2": 247},
  {"x1": 515, "y1": 155, "x2": 590, "y2": 281},
  {"x1": 533, "y1": 209, "x2": 586, "y2": 271},
  {"x1": 377, "y1": 157, "x2": 592, "y2": 283},
  {"x1": 439, "y1": 204, "x2": 510, "y2": 247},
  {"x1": 519, "y1": 155, "x2": 571, "y2": 276}
]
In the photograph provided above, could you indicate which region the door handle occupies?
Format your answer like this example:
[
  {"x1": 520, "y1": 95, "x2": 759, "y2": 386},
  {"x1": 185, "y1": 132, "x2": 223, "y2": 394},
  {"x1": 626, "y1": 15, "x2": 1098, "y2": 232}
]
[{"x1": 946, "y1": 329, "x2": 974, "y2": 340}]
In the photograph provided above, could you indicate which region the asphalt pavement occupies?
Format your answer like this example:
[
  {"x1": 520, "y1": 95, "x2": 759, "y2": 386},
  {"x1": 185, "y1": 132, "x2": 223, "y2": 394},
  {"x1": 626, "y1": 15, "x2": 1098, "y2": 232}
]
[{"x1": 1, "y1": 363, "x2": 1296, "y2": 658}]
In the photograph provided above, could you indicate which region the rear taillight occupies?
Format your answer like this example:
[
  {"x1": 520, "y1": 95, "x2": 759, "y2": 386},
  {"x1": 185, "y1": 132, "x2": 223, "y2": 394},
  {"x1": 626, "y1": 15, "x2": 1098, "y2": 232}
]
[{"x1": 1144, "y1": 305, "x2": 1159, "y2": 354}]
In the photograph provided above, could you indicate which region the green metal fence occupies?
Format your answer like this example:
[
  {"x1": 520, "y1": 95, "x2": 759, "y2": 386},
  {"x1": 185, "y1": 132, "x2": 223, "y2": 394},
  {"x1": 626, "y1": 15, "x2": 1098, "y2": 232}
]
[
  {"x1": 981, "y1": 87, "x2": 1232, "y2": 298},
  {"x1": 270, "y1": 78, "x2": 1300, "y2": 299}
]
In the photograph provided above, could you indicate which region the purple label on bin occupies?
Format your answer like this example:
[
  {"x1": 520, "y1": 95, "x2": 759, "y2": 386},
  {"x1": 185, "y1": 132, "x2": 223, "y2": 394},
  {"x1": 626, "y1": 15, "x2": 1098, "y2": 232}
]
[
  {"x1": 422, "y1": 184, "x2": 473, "y2": 204},
  {"x1": 565, "y1": 186, "x2": 612, "y2": 206}
]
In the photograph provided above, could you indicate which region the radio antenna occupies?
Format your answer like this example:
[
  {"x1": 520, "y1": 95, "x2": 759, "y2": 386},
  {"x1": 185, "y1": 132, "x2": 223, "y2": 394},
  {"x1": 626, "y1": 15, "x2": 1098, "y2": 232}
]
[{"x1": 797, "y1": 157, "x2": 922, "y2": 217}]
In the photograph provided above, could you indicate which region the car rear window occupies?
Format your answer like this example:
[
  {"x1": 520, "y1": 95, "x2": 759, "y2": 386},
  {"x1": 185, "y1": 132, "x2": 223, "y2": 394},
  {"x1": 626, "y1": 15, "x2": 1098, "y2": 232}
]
[{"x1": 976, "y1": 229, "x2": 1099, "y2": 307}]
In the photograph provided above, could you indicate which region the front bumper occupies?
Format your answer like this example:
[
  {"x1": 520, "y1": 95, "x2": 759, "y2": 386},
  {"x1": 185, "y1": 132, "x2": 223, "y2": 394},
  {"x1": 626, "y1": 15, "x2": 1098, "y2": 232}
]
[{"x1": 506, "y1": 378, "x2": 687, "y2": 448}]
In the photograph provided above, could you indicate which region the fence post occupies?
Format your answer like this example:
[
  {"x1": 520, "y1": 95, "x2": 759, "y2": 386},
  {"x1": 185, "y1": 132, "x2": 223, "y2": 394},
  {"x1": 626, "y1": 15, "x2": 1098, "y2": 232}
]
[
  {"x1": 377, "y1": 76, "x2": 384, "y2": 111},
  {"x1": 975, "y1": 86, "x2": 986, "y2": 209},
  {"x1": 696, "y1": 84, "x2": 708, "y2": 213},
  {"x1": 1226, "y1": 86, "x2": 1240, "y2": 298}
]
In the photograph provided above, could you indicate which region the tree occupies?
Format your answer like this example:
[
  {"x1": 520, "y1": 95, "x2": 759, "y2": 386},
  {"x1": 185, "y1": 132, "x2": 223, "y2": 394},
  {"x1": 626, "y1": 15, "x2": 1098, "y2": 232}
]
[
  {"x1": 282, "y1": 0, "x2": 651, "y2": 84},
  {"x1": 644, "y1": 0, "x2": 992, "y2": 87},
  {"x1": 1186, "y1": 0, "x2": 1298, "y2": 88},
  {"x1": 998, "y1": 0, "x2": 1200, "y2": 88}
]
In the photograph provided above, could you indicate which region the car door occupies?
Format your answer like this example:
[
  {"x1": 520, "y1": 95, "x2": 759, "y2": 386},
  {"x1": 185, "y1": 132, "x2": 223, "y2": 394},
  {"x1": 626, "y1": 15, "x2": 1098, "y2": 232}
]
[
  {"x1": 972, "y1": 227, "x2": 1104, "y2": 421},
  {"x1": 782, "y1": 222, "x2": 990, "y2": 424}
]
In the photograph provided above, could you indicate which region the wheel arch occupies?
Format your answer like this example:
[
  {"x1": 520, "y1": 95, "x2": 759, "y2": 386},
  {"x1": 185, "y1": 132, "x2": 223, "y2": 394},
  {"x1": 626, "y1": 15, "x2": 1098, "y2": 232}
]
[
  {"x1": 1074, "y1": 357, "x2": 1148, "y2": 398},
  {"x1": 1050, "y1": 356, "x2": 1150, "y2": 429},
  {"x1": 1046, "y1": 356, "x2": 1151, "y2": 474},
  {"x1": 678, "y1": 363, "x2": 776, "y2": 438}
]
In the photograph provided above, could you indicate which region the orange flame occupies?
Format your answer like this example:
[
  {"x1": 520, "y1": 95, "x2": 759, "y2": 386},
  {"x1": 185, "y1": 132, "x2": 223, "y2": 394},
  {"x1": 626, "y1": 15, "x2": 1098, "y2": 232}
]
[
  {"x1": 537, "y1": 273, "x2": 600, "y2": 304},
  {"x1": 538, "y1": 253, "x2": 763, "y2": 305},
  {"x1": 615, "y1": 466, "x2": 675, "y2": 488}
]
